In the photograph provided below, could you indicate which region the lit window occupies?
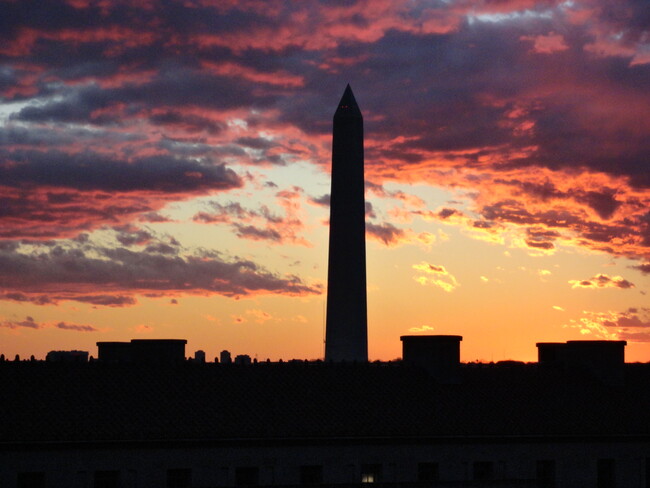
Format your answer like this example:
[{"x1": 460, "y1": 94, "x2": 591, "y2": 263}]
[{"x1": 361, "y1": 464, "x2": 381, "y2": 484}]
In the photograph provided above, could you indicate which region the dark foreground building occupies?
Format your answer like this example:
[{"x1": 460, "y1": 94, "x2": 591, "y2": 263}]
[{"x1": 1, "y1": 337, "x2": 650, "y2": 487}]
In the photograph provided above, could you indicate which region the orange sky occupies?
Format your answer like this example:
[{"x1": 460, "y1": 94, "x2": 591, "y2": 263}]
[{"x1": 0, "y1": 0, "x2": 649, "y2": 362}]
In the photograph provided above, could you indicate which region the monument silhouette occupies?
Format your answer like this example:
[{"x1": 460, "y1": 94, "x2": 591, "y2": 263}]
[{"x1": 325, "y1": 84, "x2": 368, "y2": 362}]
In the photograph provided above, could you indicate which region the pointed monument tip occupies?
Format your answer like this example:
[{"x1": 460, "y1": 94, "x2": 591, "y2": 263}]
[{"x1": 335, "y1": 84, "x2": 362, "y2": 119}]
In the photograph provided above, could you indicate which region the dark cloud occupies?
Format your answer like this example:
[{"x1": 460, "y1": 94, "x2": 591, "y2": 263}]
[
  {"x1": 233, "y1": 224, "x2": 283, "y2": 242},
  {"x1": 492, "y1": 179, "x2": 627, "y2": 222},
  {"x1": 366, "y1": 222, "x2": 405, "y2": 246},
  {"x1": 365, "y1": 202, "x2": 376, "y2": 218},
  {"x1": 0, "y1": 149, "x2": 242, "y2": 193},
  {"x1": 0, "y1": 147, "x2": 243, "y2": 239},
  {"x1": 524, "y1": 227, "x2": 559, "y2": 250},
  {"x1": 235, "y1": 136, "x2": 277, "y2": 150},
  {"x1": 115, "y1": 228, "x2": 152, "y2": 247},
  {"x1": 144, "y1": 242, "x2": 178, "y2": 255},
  {"x1": 55, "y1": 322, "x2": 97, "y2": 332},
  {"x1": 72, "y1": 295, "x2": 137, "y2": 307},
  {"x1": 139, "y1": 212, "x2": 172, "y2": 223},
  {"x1": 0, "y1": 292, "x2": 136, "y2": 307},
  {"x1": 0, "y1": 242, "x2": 321, "y2": 299},
  {"x1": 150, "y1": 111, "x2": 225, "y2": 134},
  {"x1": 310, "y1": 194, "x2": 330, "y2": 207},
  {"x1": 0, "y1": 316, "x2": 39, "y2": 329},
  {"x1": 9, "y1": 65, "x2": 277, "y2": 121},
  {"x1": 472, "y1": 220, "x2": 493, "y2": 229},
  {"x1": 575, "y1": 190, "x2": 622, "y2": 220},
  {"x1": 631, "y1": 263, "x2": 650, "y2": 275},
  {"x1": 438, "y1": 208, "x2": 460, "y2": 220},
  {"x1": 525, "y1": 240, "x2": 554, "y2": 250},
  {"x1": 604, "y1": 315, "x2": 650, "y2": 328},
  {"x1": 0, "y1": 316, "x2": 96, "y2": 331}
]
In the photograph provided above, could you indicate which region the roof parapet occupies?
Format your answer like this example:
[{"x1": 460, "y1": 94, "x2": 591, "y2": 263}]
[
  {"x1": 400, "y1": 335, "x2": 463, "y2": 384},
  {"x1": 536, "y1": 340, "x2": 627, "y2": 385}
]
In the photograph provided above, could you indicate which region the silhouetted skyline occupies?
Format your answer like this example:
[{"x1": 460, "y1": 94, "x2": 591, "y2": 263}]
[
  {"x1": 0, "y1": 0, "x2": 648, "y2": 364},
  {"x1": 2, "y1": 333, "x2": 648, "y2": 487}
]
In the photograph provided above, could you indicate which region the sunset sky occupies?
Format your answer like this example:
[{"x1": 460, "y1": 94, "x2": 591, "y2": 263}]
[{"x1": 1, "y1": 0, "x2": 649, "y2": 362}]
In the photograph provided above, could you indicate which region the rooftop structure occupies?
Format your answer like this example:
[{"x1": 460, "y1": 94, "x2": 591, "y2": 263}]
[{"x1": 96, "y1": 339, "x2": 187, "y2": 364}]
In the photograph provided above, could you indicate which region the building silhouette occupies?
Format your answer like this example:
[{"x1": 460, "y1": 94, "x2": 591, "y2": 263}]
[
  {"x1": 220, "y1": 350, "x2": 232, "y2": 364},
  {"x1": 97, "y1": 339, "x2": 187, "y2": 364},
  {"x1": 1, "y1": 87, "x2": 650, "y2": 487},
  {"x1": 2, "y1": 337, "x2": 650, "y2": 487},
  {"x1": 325, "y1": 84, "x2": 368, "y2": 363},
  {"x1": 193, "y1": 350, "x2": 206, "y2": 363},
  {"x1": 45, "y1": 350, "x2": 89, "y2": 363}
]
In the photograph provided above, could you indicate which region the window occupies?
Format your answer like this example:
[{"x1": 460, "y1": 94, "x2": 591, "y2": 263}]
[
  {"x1": 167, "y1": 469, "x2": 191, "y2": 488},
  {"x1": 473, "y1": 461, "x2": 494, "y2": 481},
  {"x1": 361, "y1": 464, "x2": 382, "y2": 484},
  {"x1": 235, "y1": 467, "x2": 259, "y2": 487},
  {"x1": 597, "y1": 459, "x2": 616, "y2": 488},
  {"x1": 17, "y1": 472, "x2": 45, "y2": 488},
  {"x1": 418, "y1": 462, "x2": 439, "y2": 482},
  {"x1": 75, "y1": 470, "x2": 88, "y2": 488},
  {"x1": 94, "y1": 470, "x2": 120, "y2": 488},
  {"x1": 536, "y1": 460, "x2": 555, "y2": 488},
  {"x1": 300, "y1": 465, "x2": 323, "y2": 485}
]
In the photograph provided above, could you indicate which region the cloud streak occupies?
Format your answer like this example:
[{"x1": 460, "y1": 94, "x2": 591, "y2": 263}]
[
  {"x1": 0, "y1": 316, "x2": 97, "y2": 332},
  {"x1": 566, "y1": 308, "x2": 650, "y2": 342},
  {"x1": 569, "y1": 274, "x2": 635, "y2": 290},
  {"x1": 412, "y1": 262, "x2": 459, "y2": 292},
  {"x1": 0, "y1": 234, "x2": 322, "y2": 305}
]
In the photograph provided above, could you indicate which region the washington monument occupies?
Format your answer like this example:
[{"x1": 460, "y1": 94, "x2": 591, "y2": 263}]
[{"x1": 325, "y1": 85, "x2": 368, "y2": 362}]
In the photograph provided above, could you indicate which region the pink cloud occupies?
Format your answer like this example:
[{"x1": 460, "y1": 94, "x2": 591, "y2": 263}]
[
  {"x1": 193, "y1": 188, "x2": 311, "y2": 246},
  {"x1": 521, "y1": 33, "x2": 569, "y2": 54}
]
